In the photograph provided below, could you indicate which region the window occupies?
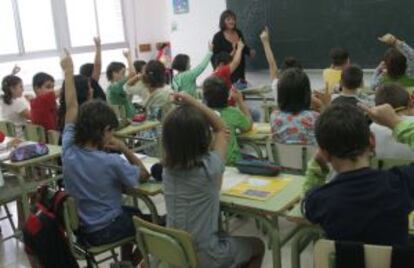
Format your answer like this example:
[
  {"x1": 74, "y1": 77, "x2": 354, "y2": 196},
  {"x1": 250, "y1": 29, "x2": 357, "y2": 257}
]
[
  {"x1": 0, "y1": 0, "x2": 19, "y2": 55},
  {"x1": 66, "y1": 0, "x2": 126, "y2": 47},
  {"x1": 17, "y1": 0, "x2": 56, "y2": 52}
]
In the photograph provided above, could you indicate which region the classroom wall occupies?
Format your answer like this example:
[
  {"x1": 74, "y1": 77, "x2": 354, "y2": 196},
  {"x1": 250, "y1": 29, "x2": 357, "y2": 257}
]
[
  {"x1": 133, "y1": 0, "x2": 171, "y2": 61},
  {"x1": 168, "y1": 0, "x2": 227, "y2": 83}
]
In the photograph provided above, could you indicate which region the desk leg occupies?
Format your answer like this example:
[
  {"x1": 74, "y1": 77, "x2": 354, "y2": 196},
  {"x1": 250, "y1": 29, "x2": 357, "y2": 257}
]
[
  {"x1": 16, "y1": 168, "x2": 29, "y2": 229},
  {"x1": 291, "y1": 226, "x2": 323, "y2": 268},
  {"x1": 258, "y1": 216, "x2": 281, "y2": 268}
]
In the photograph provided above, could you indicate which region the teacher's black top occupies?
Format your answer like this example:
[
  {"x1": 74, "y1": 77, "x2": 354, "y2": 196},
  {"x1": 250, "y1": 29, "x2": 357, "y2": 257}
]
[{"x1": 212, "y1": 29, "x2": 251, "y2": 83}]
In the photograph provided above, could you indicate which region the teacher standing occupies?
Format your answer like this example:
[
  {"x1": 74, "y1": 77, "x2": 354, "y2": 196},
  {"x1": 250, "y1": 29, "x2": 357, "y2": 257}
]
[{"x1": 212, "y1": 10, "x2": 255, "y2": 88}]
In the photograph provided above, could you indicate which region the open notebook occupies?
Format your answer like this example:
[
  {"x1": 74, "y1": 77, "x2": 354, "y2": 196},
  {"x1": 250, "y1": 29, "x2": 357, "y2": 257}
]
[{"x1": 222, "y1": 177, "x2": 291, "y2": 201}]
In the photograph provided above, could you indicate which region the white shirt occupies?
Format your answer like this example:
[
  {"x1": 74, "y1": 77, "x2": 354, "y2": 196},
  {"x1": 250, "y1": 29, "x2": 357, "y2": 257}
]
[
  {"x1": 0, "y1": 97, "x2": 29, "y2": 137},
  {"x1": 371, "y1": 115, "x2": 414, "y2": 160}
]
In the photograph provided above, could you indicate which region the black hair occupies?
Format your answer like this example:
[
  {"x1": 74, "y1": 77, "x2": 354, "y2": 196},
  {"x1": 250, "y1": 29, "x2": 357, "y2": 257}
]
[
  {"x1": 277, "y1": 68, "x2": 311, "y2": 113},
  {"x1": 203, "y1": 76, "x2": 229, "y2": 109},
  {"x1": 106, "y1": 62, "x2": 126, "y2": 81},
  {"x1": 32, "y1": 72, "x2": 54, "y2": 90},
  {"x1": 143, "y1": 60, "x2": 166, "y2": 88},
  {"x1": 133, "y1": 60, "x2": 147, "y2": 74},
  {"x1": 341, "y1": 64, "x2": 363, "y2": 90},
  {"x1": 219, "y1": 9, "x2": 237, "y2": 31},
  {"x1": 316, "y1": 104, "x2": 370, "y2": 160},
  {"x1": 330, "y1": 48, "x2": 349, "y2": 66},
  {"x1": 375, "y1": 83, "x2": 409, "y2": 108},
  {"x1": 79, "y1": 63, "x2": 94, "y2": 78},
  {"x1": 1, "y1": 75, "x2": 22, "y2": 105},
  {"x1": 172, "y1": 54, "x2": 190, "y2": 72},
  {"x1": 74, "y1": 100, "x2": 119, "y2": 148},
  {"x1": 384, "y1": 48, "x2": 407, "y2": 79},
  {"x1": 282, "y1": 57, "x2": 303, "y2": 70},
  {"x1": 215, "y1": 52, "x2": 232, "y2": 67},
  {"x1": 162, "y1": 105, "x2": 212, "y2": 169},
  {"x1": 58, "y1": 75, "x2": 91, "y2": 131}
]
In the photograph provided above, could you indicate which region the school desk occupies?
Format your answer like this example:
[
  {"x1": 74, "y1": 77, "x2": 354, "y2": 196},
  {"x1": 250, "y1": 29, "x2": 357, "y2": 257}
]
[
  {"x1": 237, "y1": 123, "x2": 272, "y2": 159},
  {"x1": 220, "y1": 167, "x2": 305, "y2": 268},
  {"x1": 115, "y1": 120, "x2": 161, "y2": 152},
  {"x1": 0, "y1": 144, "x2": 62, "y2": 224}
]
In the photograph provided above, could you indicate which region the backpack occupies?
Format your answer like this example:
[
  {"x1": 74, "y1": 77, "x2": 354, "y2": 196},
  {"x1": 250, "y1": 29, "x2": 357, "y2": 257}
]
[{"x1": 23, "y1": 186, "x2": 79, "y2": 268}]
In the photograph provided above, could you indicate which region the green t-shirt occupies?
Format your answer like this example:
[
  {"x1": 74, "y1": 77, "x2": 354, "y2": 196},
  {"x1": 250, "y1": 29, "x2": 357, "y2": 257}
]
[
  {"x1": 217, "y1": 107, "x2": 251, "y2": 166},
  {"x1": 107, "y1": 77, "x2": 136, "y2": 118},
  {"x1": 381, "y1": 75, "x2": 414, "y2": 89}
]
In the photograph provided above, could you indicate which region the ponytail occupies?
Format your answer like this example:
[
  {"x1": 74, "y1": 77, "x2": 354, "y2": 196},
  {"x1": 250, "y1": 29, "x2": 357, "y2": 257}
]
[{"x1": 1, "y1": 75, "x2": 22, "y2": 105}]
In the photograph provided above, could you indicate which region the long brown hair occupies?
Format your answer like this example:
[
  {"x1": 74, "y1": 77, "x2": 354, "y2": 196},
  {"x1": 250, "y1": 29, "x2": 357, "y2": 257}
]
[
  {"x1": 1, "y1": 75, "x2": 22, "y2": 105},
  {"x1": 162, "y1": 105, "x2": 212, "y2": 170}
]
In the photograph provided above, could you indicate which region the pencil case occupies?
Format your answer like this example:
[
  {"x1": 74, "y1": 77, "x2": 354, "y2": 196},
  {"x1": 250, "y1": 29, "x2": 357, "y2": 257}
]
[{"x1": 235, "y1": 159, "x2": 281, "y2": 176}]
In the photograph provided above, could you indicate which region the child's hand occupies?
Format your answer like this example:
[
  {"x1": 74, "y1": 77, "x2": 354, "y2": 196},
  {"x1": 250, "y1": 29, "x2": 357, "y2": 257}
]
[
  {"x1": 260, "y1": 26, "x2": 270, "y2": 42},
  {"x1": 105, "y1": 137, "x2": 128, "y2": 152},
  {"x1": 313, "y1": 83, "x2": 332, "y2": 107},
  {"x1": 358, "y1": 103, "x2": 402, "y2": 129},
  {"x1": 60, "y1": 49, "x2": 74, "y2": 73},
  {"x1": 93, "y1": 36, "x2": 101, "y2": 48},
  {"x1": 139, "y1": 168, "x2": 151, "y2": 182},
  {"x1": 122, "y1": 49, "x2": 131, "y2": 59},
  {"x1": 378, "y1": 33, "x2": 399, "y2": 46},
  {"x1": 171, "y1": 92, "x2": 196, "y2": 105},
  {"x1": 231, "y1": 89, "x2": 243, "y2": 104},
  {"x1": 11, "y1": 65, "x2": 21, "y2": 75}
]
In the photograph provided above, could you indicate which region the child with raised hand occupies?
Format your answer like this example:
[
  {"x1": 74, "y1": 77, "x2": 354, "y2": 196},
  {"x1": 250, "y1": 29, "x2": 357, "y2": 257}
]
[
  {"x1": 171, "y1": 43, "x2": 213, "y2": 97},
  {"x1": 60, "y1": 49, "x2": 151, "y2": 264},
  {"x1": 1, "y1": 75, "x2": 30, "y2": 138},
  {"x1": 203, "y1": 76, "x2": 252, "y2": 165},
  {"x1": 106, "y1": 50, "x2": 136, "y2": 118},
  {"x1": 162, "y1": 92, "x2": 264, "y2": 268},
  {"x1": 79, "y1": 37, "x2": 106, "y2": 101},
  {"x1": 124, "y1": 60, "x2": 148, "y2": 103},
  {"x1": 303, "y1": 103, "x2": 414, "y2": 245}
]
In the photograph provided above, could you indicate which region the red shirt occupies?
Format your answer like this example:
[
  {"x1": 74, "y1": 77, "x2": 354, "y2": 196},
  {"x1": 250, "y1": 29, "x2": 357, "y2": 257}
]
[
  {"x1": 30, "y1": 91, "x2": 57, "y2": 131},
  {"x1": 213, "y1": 65, "x2": 236, "y2": 106}
]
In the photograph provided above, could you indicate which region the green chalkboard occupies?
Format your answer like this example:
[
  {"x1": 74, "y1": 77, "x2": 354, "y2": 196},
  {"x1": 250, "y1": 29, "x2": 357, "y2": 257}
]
[{"x1": 227, "y1": 0, "x2": 414, "y2": 69}]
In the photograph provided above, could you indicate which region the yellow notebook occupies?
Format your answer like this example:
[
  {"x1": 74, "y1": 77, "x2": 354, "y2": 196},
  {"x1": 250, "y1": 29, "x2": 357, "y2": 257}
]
[{"x1": 223, "y1": 177, "x2": 291, "y2": 201}]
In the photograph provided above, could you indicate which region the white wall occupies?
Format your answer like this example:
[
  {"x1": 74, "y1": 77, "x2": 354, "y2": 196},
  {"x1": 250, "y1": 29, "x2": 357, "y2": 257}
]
[{"x1": 168, "y1": 0, "x2": 226, "y2": 83}]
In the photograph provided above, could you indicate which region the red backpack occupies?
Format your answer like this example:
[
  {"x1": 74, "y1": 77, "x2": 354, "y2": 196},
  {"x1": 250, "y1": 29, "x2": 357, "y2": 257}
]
[{"x1": 23, "y1": 186, "x2": 79, "y2": 268}]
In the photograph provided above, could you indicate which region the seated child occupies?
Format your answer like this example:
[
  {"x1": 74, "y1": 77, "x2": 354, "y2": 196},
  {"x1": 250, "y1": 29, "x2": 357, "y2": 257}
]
[
  {"x1": 106, "y1": 50, "x2": 136, "y2": 118},
  {"x1": 371, "y1": 83, "x2": 414, "y2": 160},
  {"x1": 60, "y1": 51, "x2": 150, "y2": 264},
  {"x1": 260, "y1": 27, "x2": 303, "y2": 102},
  {"x1": 303, "y1": 103, "x2": 414, "y2": 245},
  {"x1": 79, "y1": 37, "x2": 106, "y2": 101},
  {"x1": 271, "y1": 68, "x2": 319, "y2": 145},
  {"x1": 172, "y1": 44, "x2": 213, "y2": 97},
  {"x1": 162, "y1": 92, "x2": 264, "y2": 268},
  {"x1": 373, "y1": 48, "x2": 414, "y2": 89},
  {"x1": 142, "y1": 60, "x2": 174, "y2": 121},
  {"x1": 1, "y1": 75, "x2": 30, "y2": 138},
  {"x1": 323, "y1": 48, "x2": 350, "y2": 93},
  {"x1": 331, "y1": 64, "x2": 372, "y2": 107},
  {"x1": 203, "y1": 76, "x2": 252, "y2": 165},
  {"x1": 30, "y1": 72, "x2": 58, "y2": 131},
  {"x1": 124, "y1": 60, "x2": 149, "y2": 103}
]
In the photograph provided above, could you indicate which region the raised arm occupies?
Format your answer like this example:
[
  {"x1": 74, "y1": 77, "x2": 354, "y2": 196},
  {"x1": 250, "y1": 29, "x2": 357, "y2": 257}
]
[
  {"x1": 379, "y1": 33, "x2": 414, "y2": 62},
  {"x1": 188, "y1": 44, "x2": 213, "y2": 78},
  {"x1": 61, "y1": 50, "x2": 78, "y2": 124},
  {"x1": 172, "y1": 92, "x2": 229, "y2": 161},
  {"x1": 123, "y1": 50, "x2": 136, "y2": 79},
  {"x1": 260, "y1": 27, "x2": 278, "y2": 80},
  {"x1": 91, "y1": 37, "x2": 102, "y2": 82},
  {"x1": 229, "y1": 40, "x2": 245, "y2": 74},
  {"x1": 126, "y1": 74, "x2": 142, "y2": 87},
  {"x1": 231, "y1": 90, "x2": 252, "y2": 131}
]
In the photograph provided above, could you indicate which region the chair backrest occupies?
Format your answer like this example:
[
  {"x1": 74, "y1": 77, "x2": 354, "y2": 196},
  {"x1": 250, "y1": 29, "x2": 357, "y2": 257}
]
[
  {"x1": 272, "y1": 143, "x2": 317, "y2": 172},
  {"x1": 133, "y1": 216, "x2": 197, "y2": 268},
  {"x1": 62, "y1": 196, "x2": 81, "y2": 258},
  {"x1": 0, "y1": 121, "x2": 16, "y2": 137},
  {"x1": 23, "y1": 124, "x2": 46, "y2": 143},
  {"x1": 314, "y1": 239, "x2": 392, "y2": 268},
  {"x1": 371, "y1": 157, "x2": 414, "y2": 170},
  {"x1": 47, "y1": 130, "x2": 60, "y2": 145}
]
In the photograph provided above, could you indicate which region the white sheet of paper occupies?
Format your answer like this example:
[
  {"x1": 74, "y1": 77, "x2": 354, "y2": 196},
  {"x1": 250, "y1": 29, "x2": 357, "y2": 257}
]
[{"x1": 248, "y1": 178, "x2": 270, "y2": 187}]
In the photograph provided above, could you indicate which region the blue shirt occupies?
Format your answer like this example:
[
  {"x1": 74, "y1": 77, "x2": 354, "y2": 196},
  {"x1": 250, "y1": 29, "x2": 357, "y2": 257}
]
[
  {"x1": 62, "y1": 124, "x2": 140, "y2": 232},
  {"x1": 304, "y1": 167, "x2": 414, "y2": 245}
]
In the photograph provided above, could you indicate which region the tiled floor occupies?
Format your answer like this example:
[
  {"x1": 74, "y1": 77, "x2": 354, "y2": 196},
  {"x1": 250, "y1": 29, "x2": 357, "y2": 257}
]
[{"x1": 0, "y1": 70, "x2": 374, "y2": 268}]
